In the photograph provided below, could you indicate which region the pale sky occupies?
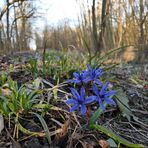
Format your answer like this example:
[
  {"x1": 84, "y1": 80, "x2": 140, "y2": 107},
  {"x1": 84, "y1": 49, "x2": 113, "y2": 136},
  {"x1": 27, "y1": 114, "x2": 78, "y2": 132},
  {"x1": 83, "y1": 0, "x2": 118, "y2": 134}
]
[
  {"x1": 0, "y1": 0, "x2": 94, "y2": 27},
  {"x1": 0, "y1": 0, "x2": 94, "y2": 49},
  {"x1": 34, "y1": 0, "x2": 82, "y2": 28},
  {"x1": 40, "y1": 0, "x2": 80, "y2": 23}
]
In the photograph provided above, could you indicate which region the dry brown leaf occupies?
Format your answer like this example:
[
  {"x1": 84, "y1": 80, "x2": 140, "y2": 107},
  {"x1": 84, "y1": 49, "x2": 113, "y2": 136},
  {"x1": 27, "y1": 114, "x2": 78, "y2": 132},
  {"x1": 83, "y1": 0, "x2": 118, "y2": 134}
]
[
  {"x1": 37, "y1": 132, "x2": 46, "y2": 137},
  {"x1": 72, "y1": 132, "x2": 83, "y2": 140},
  {"x1": 80, "y1": 141, "x2": 95, "y2": 148},
  {"x1": 57, "y1": 120, "x2": 70, "y2": 138},
  {"x1": 99, "y1": 139, "x2": 110, "y2": 148}
]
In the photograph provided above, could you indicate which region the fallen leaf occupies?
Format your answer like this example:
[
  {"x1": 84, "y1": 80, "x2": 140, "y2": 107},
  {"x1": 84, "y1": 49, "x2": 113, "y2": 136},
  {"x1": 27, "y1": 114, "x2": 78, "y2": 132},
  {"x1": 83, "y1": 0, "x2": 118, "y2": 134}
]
[
  {"x1": 57, "y1": 120, "x2": 70, "y2": 138},
  {"x1": 80, "y1": 141, "x2": 95, "y2": 148},
  {"x1": 99, "y1": 139, "x2": 110, "y2": 148}
]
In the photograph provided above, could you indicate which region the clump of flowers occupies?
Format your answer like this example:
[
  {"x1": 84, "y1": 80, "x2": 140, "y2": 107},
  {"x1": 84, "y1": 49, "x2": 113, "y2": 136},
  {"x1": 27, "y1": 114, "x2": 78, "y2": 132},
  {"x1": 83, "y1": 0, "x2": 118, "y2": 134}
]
[{"x1": 66, "y1": 65, "x2": 116, "y2": 115}]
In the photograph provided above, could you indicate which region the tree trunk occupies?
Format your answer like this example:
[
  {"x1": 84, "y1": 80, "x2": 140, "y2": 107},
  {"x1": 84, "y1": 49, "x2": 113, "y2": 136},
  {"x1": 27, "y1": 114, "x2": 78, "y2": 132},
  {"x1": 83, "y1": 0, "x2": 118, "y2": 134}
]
[
  {"x1": 98, "y1": 0, "x2": 110, "y2": 50},
  {"x1": 139, "y1": 0, "x2": 144, "y2": 48},
  {"x1": 6, "y1": 0, "x2": 10, "y2": 41},
  {"x1": 92, "y1": 0, "x2": 99, "y2": 51}
]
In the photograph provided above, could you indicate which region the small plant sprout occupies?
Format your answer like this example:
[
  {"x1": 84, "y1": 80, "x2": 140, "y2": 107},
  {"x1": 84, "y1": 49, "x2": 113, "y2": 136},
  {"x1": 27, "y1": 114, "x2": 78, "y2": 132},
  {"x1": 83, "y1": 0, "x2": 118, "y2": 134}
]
[{"x1": 66, "y1": 65, "x2": 116, "y2": 118}]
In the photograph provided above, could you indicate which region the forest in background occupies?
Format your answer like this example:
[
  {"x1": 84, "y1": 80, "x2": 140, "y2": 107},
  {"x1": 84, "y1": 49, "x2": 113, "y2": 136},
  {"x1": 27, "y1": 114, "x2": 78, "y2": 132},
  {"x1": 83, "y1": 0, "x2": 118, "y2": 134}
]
[
  {"x1": 0, "y1": 0, "x2": 148, "y2": 62},
  {"x1": 0, "y1": 1, "x2": 148, "y2": 147}
]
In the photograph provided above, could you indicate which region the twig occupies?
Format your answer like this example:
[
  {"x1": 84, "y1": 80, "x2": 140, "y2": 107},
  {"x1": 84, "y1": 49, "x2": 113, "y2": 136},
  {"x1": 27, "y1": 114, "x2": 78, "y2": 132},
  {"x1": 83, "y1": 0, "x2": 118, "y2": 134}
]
[
  {"x1": 5, "y1": 128, "x2": 21, "y2": 148},
  {"x1": 131, "y1": 109, "x2": 148, "y2": 115},
  {"x1": 119, "y1": 134, "x2": 144, "y2": 143},
  {"x1": 128, "y1": 122, "x2": 148, "y2": 140}
]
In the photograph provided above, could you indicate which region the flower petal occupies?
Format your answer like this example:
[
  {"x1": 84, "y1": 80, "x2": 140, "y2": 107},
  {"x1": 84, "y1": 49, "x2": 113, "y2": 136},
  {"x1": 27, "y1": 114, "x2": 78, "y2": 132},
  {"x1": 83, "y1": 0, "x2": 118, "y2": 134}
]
[
  {"x1": 94, "y1": 79, "x2": 102, "y2": 85},
  {"x1": 70, "y1": 88, "x2": 80, "y2": 99},
  {"x1": 92, "y1": 84, "x2": 99, "y2": 96},
  {"x1": 95, "y1": 68, "x2": 104, "y2": 77},
  {"x1": 72, "y1": 79, "x2": 81, "y2": 84},
  {"x1": 83, "y1": 77, "x2": 92, "y2": 83},
  {"x1": 80, "y1": 86, "x2": 85, "y2": 100},
  {"x1": 82, "y1": 70, "x2": 88, "y2": 77},
  {"x1": 81, "y1": 104, "x2": 87, "y2": 115},
  {"x1": 85, "y1": 96, "x2": 97, "y2": 104},
  {"x1": 70, "y1": 104, "x2": 79, "y2": 112},
  {"x1": 87, "y1": 64, "x2": 93, "y2": 72},
  {"x1": 66, "y1": 99, "x2": 77, "y2": 105},
  {"x1": 98, "y1": 98, "x2": 106, "y2": 111},
  {"x1": 104, "y1": 97, "x2": 116, "y2": 105},
  {"x1": 100, "y1": 82, "x2": 109, "y2": 96},
  {"x1": 73, "y1": 72, "x2": 79, "y2": 78},
  {"x1": 106, "y1": 90, "x2": 116, "y2": 97}
]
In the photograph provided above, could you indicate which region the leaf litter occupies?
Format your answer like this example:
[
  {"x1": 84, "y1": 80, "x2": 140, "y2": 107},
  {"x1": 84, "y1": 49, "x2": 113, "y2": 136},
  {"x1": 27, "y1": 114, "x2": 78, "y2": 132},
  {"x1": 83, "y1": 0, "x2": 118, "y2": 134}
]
[{"x1": 0, "y1": 52, "x2": 148, "y2": 148}]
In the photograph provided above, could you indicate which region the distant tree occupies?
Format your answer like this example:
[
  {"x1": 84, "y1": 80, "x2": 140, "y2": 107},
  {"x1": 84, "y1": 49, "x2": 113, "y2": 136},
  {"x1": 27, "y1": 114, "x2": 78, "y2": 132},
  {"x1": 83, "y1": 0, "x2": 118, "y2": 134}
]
[{"x1": 0, "y1": 0, "x2": 36, "y2": 52}]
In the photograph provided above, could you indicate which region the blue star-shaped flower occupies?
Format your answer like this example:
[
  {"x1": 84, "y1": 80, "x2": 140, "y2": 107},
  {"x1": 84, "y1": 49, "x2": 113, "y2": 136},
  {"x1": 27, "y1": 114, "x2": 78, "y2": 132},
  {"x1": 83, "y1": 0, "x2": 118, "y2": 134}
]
[
  {"x1": 71, "y1": 71, "x2": 87, "y2": 84},
  {"x1": 66, "y1": 87, "x2": 96, "y2": 115},
  {"x1": 92, "y1": 83, "x2": 116, "y2": 110},
  {"x1": 83, "y1": 65, "x2": 104, "y2": 85}
]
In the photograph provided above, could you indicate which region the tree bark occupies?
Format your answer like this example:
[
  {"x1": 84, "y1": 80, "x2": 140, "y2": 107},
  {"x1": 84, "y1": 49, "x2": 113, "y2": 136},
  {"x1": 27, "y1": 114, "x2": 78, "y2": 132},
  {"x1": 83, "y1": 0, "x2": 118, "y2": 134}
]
[
  {"x1": 92, "y1": 0, "x2": 99, "y2": 51},
  {"x1": 6, "y1": 0, "x2": 10, "y2": 41},
  {"x1": 98, "y1": 0, "x2": 110, "y2": 50}
]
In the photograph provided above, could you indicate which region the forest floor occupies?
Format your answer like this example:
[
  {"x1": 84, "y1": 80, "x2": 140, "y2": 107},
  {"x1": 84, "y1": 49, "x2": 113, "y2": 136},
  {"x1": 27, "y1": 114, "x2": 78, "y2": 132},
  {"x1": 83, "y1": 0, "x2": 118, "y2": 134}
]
[{"x1": 0, "y1": 51, "x2": 148, "y2": 148}]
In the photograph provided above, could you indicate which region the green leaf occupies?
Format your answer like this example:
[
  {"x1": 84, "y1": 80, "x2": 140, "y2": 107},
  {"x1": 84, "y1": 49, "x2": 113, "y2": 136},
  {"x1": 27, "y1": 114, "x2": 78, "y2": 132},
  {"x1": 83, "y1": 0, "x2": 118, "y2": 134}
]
[
  {"x1": 53, "y1": 88, "x2": 58, "y2": 100},
  {"x1": 33, "y1": 113, "x2": 51, "y2": 145},
  {"x1": 28, "y1": 90, "x2": 40, "y2": 101},
  {"x1": 115, "y1": 89, "x2": 133, "y2": 121},
  {"x1": 33, "y1": 78, "x2": 42, "y2": 89},
  {"x1": 107, "y1": 138, "x2": 117, "y2": 147},
  {"x1": 18, "y1": 122, "x2": 37, "y2": 135},
  {"x1": 0, "y1": 96, "x2": 7, "y2": 101},
  {"x1": 32, "y1": 104, "x2": 51, "y2": 109},
  {"x1": 8, "y1": 102, "x2": 15, "y2": 112},
  {"x1": 90, "y1": 124, "x2": 144, "y2": 148},
  {"x1": 90, "y1": 102, "x2": 108, "y2": 125},
  {"x1": 2, "y1": 102, "x2": 9, "y2": 117}
]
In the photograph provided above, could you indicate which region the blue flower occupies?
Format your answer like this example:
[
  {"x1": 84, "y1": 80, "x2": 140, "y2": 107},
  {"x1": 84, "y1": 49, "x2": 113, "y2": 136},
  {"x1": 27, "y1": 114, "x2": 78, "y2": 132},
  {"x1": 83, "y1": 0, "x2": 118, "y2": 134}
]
[
  {"x1": 71, "y1": 71, "x2": 87, "y2": 84},
  {"x1": 83, "y1": 65, "x2": 104, "y2": 85},
  {"x1": 66, "y1": 87, "x2": 96, "y2": 115},
  {"x1": 92, "y1": 83, "x2": 116, "y2": 111}
]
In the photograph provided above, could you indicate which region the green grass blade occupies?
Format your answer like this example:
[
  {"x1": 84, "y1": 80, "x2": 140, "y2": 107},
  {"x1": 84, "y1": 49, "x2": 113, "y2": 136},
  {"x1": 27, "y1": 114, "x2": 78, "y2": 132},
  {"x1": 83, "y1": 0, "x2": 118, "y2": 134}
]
[
  {"x1": 18, "y1": 122, "x2": 37, "y2": 136},
  {"x1": 90, "y1": 124, "x2": 144, "y2": 148},
  {"x1": 90, "y1": 102, "x2": 108, "y2": 125},
  {"x1": 32, "y1": 104, "x2": 51, "y2": 109},
  {"x1": 33, "y1": 113, "x2": 51, "y2": 145}
]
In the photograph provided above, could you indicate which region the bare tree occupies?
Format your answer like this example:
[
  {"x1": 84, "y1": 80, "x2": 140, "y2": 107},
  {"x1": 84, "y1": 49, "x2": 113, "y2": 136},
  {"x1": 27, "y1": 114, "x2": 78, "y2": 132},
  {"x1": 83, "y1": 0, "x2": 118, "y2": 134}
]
[
  {"x1": 0, "y1": 0, "x2": 36, "y2": 52},
  {"x1": 92, "y1": 0, "x2": 99, "y2": 51}
]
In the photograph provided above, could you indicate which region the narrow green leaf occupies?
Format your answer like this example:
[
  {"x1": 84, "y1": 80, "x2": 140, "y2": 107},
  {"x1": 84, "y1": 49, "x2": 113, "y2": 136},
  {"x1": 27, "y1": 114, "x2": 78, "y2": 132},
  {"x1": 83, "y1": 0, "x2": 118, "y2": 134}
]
[
  {"x1": 33, "y1": 113, "x2": 51, "y2": 145},
  {"x1": 115, "y1": 89, "x2": 133, "y2": 121},
  {"x1": 32, "y1": 104, "x2": 51, "y2": 109},
  {"x1": 90, "y1": 124, "x2": 144, "y2": 148},
  {"x1": 90, "y1": 102, "x2": 108, "y2": 125},
  {"x1": 18, "y1": 122, "x2": 37, "y2": 135}
]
